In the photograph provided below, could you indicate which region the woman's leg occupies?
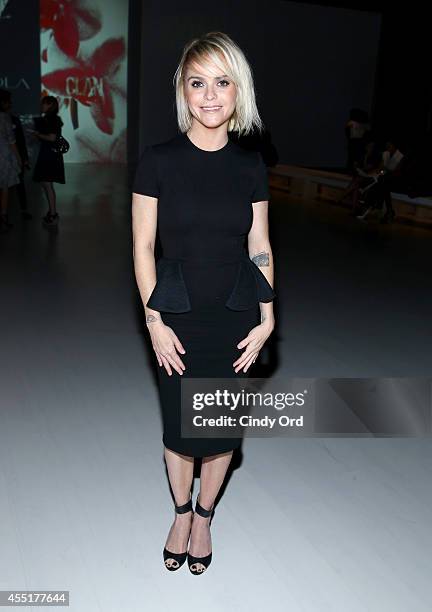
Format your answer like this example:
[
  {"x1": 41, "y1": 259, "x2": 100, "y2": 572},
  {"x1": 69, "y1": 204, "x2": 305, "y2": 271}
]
[
  {"x1": 381, "y1": 176, "x2": 395, "y2": 218},
  {"x1": 188, "y1": 450, "x2": 234, "y2": 572},
  {"x1": 164, "y1": 447, "x2": 194, "y2": 504},
  {"x1": 41, "y1": 181, "x2": 57, "y2": 215},
  {"x1": 163, "y1": 447, "x2": 194, "y2": 567},
  {"x1": 1, "y1": 187, "x2": 9, "y2": 215},
  {"x1": 17, "y1": 171, "x2": 30, "y2": 216}
]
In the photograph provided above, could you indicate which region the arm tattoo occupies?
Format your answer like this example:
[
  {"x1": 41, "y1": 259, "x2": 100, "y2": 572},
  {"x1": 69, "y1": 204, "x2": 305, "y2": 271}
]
[
  {"x1": 251, "y1": 251, "x2": 269, "y2": 267},
  {"x1": 146, "y1": 314, "x2": 161, "y2": 324}
]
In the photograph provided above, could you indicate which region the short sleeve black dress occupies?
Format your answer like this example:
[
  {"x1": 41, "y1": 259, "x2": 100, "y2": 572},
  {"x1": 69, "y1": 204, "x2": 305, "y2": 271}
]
[
  {"x1": 32, "y1": 114, "x2": 65, "y2": 184},
  {"x1": 133, "y1": 132, "x2": 275, "y2": 457}
]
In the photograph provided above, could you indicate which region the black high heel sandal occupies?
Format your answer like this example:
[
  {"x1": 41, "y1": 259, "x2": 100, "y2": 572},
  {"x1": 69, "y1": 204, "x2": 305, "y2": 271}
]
[
  {"x1": 187, "y1": 496, "x2": 214, "y2": 575},
  {"x1": 163, "y1": 495, "x2": 193, "y2": 571}
]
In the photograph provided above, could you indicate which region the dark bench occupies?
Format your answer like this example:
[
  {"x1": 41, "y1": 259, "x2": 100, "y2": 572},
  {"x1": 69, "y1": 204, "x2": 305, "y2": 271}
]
[{"x1": 269, "y1": 165, "x2": 432, "y2": 228}]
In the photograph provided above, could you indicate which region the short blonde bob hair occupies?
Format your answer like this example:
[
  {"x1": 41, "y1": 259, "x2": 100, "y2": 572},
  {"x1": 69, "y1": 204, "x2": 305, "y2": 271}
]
[{"x1": 173, "y1": 31, "x2": 264, "y2": 136}]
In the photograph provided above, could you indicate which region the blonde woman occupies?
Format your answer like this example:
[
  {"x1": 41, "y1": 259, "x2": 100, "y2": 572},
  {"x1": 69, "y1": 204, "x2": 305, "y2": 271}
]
[{"x1": 132, "y1": 31, "x2": 275, "y2": 575}]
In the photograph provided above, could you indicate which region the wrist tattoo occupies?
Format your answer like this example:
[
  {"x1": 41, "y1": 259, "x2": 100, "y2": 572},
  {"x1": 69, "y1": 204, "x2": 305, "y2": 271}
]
[
  {"x1": 146, "y1": 314, "x2": 161, "y2": 324},
  {"x1": 251, "y1": 251, "x2": 269, "y2": 267}
]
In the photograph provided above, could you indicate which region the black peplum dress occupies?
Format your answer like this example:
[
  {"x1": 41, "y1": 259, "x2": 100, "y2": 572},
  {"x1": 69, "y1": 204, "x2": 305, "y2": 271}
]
[{"x1": 132, "y1": 132, "x2": 275, "y2": 457}]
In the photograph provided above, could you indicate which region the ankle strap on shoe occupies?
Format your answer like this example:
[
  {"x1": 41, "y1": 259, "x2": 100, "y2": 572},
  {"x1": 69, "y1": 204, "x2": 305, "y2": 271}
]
[
  {"x1": 175, "y1": 498, "x2": 193, "y2": 514},
  {"x1": 195, "y1": 498, "x2": 213, "y2": 518}
]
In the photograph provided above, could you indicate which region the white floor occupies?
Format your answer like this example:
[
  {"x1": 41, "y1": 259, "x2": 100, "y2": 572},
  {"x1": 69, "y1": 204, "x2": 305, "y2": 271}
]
[{"x1": 0, "y1": 166, "x2": 431, "y2": 611}]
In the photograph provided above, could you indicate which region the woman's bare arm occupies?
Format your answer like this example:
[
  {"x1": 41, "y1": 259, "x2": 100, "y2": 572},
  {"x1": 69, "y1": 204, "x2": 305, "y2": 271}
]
[
  {"x1": 232, "y1": 199, "x2": 275, "y2": 373},
  {"x1": 131, "y1": 192, "x2": 186, "y2": 375},
  {"x1": 248, "y1": 200, "x2": 275, "y2": 328},
  {"x1": 131, "y1": 192, "x2": 160, "y2": 324}
]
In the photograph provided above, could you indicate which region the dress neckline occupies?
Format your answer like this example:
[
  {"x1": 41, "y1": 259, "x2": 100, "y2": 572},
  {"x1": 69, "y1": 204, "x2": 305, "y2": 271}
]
[{"x1": 184, "y1": 132, "x2": 231, "y2": 154}]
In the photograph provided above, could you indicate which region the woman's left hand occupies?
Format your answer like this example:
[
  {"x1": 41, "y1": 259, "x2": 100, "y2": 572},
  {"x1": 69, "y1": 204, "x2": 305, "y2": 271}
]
[{"x1": 233, "y1": 319, "x2": 274, "y2": 373}]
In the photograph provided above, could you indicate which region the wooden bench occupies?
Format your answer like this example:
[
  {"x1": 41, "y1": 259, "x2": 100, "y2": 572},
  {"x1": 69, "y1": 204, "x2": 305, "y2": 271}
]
[{"x1": 269, "y1": 165, "x2": 432, "y2": 228}]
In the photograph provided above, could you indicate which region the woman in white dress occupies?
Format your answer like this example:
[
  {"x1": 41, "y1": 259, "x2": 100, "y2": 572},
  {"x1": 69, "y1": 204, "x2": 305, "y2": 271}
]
[{"x1": 0, "y1": 90, "x2": 21, "y2": 233}]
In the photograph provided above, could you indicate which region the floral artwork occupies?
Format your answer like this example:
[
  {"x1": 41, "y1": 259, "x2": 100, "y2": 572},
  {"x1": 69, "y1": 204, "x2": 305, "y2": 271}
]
[{"x1": 40, "y1": 0, "x2": 128, "y2": 162}]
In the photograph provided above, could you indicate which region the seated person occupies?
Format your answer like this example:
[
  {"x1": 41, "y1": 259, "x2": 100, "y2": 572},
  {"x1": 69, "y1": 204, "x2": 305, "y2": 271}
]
[
  {"x1": 338, "y1": 137, "x2": 381, "y2": 213},
  {"x1": 357, "y1": 139, "x2": 405, "y2": 222}
]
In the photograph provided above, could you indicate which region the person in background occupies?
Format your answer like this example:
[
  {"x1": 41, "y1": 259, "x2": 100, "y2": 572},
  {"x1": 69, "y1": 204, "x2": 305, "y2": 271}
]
[
  {"x1": 0, "y1": 89, "x2": 21, "y2": 233},
  {"x1": 374, "y1": 139, "x2": 405, "y2": 223},
  {"x1": 380, "y1": 139, "x2": 404, "y2": 172},
  {"x1": 0, "y1": 89, "x2": 32, "y2": 220},
  {"x1": 345, "y1": 108, "x2": 370, "y2": 173},
  {"x1": 337, "y1": 135, "x2": 382, "y2": 214},
  {"x1": 30, "y1": 95, "x2": 65, "y2": 227}
]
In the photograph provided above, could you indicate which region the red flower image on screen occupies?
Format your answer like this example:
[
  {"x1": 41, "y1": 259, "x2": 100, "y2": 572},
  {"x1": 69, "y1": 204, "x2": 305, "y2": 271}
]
[
  {"x1": 40, "y1": 0, "x2": 102, "y2": 57},
  {"x1": 40, "y1": 0, "x2": 127, "y2": 160},
  {"x1": 42, "y1": 38, "x2": 126, "y2": 135}
]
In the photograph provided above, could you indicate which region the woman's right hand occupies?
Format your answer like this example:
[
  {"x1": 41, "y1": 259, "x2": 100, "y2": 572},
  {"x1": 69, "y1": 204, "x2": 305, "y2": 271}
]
[{"x1": 147, "y1": 320, "x2": 186, "y2": 376}]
